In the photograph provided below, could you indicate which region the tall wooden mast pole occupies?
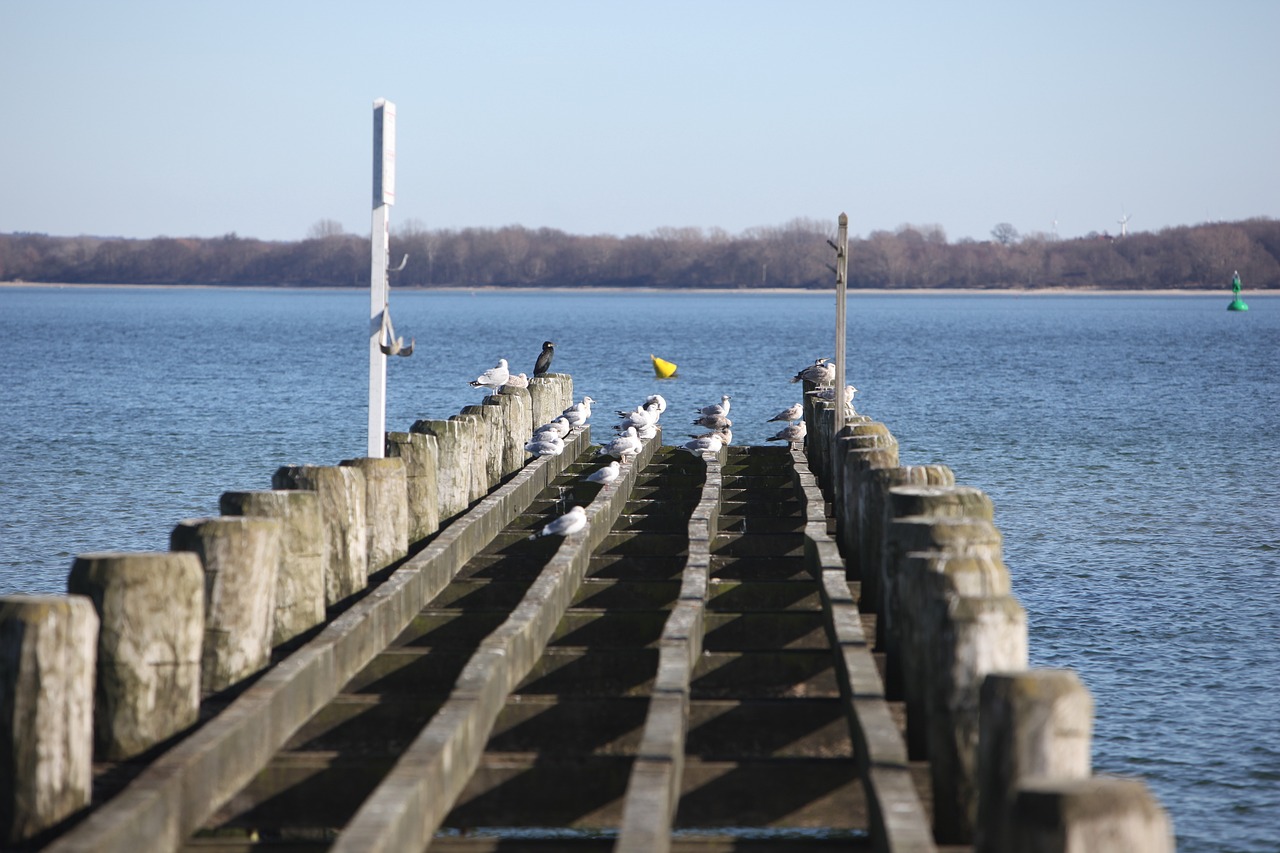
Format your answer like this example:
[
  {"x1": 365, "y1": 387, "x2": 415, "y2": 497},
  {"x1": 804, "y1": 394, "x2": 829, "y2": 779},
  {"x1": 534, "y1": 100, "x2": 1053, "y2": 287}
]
[
  {"x1": 368, "y1": 98, "x2": 396, "y2": 458},
  {"x1": 833, "y1": 212, "x2": 849, "y2": 435}
]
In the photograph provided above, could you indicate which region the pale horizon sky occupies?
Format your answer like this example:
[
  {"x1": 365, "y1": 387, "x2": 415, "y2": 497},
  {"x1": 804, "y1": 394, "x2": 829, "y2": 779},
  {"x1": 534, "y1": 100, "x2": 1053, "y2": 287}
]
[{"x1": 3, "y1": 1, "x2": 1277, "y2": 244}]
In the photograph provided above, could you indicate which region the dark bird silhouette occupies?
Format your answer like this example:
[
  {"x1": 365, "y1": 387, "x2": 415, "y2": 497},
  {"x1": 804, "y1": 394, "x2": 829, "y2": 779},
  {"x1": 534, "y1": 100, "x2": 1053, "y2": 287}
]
[{"x1": 534, "y1": 341, "x2": 555, "y2": 377}]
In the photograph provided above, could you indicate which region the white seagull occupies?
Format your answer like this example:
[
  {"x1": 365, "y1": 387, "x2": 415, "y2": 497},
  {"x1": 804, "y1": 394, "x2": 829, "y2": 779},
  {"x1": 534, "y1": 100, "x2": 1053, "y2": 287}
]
[
  {"x1": 586, "y1": 460, "x2": 621, "y2": 485},
  {"x1": 689, "y1": 427, "x2": 732, "y2": 446},
  {"x1": 529, "y1": 505, "x2": 587, "y2": 540},
  {"x1": 600, "y1": 426, "x2": 643, "y2": 460},
  {"x1": 805, "y1": 384, "x2": 857, "y2": 403},
  {"x1": 644, "y1": 394, "x2": 668, "y2": 414},
  {"x1": 524, "y1": 433, "x2": 565, "y2": 457},
  {"x1": 693, "y1": 413, "x2": 733, "y2": 430},
  {"x1": 681, "y1": 434, "x2": 723, "y2": 456},
  {"x1": 562, "y1": 396, "x2": 595, "y2": 428},
  {"x1": 767, "y1": 402, "x2": 804, "y2": 423},
  {"x1": 790, "y1": 358, "x2": 835, "y2": 385},
  {"x1": 534, "y1": 416, "x2": 572, "y2": 438},
  {"x1": 695, "y1": 395, "x2": 731, "y2": 418},
  {"x1": 768, "y1": 421, "x2": 808, "y2": 443},
  {"x1": 470, "y1": 358, "x2": 510, "y2": 391},
  {"x1": 616, "y1": 403, "x2": 661, "y2": 431},
  {"x1": 504, "y1": 372, "x2": 530, "y2": 389}
]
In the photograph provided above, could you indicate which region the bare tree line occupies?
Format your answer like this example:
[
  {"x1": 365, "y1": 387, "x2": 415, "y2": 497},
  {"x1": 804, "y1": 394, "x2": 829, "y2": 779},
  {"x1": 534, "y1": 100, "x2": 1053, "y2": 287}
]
[{"x1": 3, "y1": 217, "x2": 1277, "y2": 290}]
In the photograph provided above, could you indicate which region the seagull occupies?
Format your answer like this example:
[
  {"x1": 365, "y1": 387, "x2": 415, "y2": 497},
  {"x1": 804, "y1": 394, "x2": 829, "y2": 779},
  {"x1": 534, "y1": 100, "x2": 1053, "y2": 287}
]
[
  {"x1": 529, "y1": 505, "x2": 587, "y2": 540},
  {"x1": 632, "y1": 421, "x2": 658, "y2": 441},
  {"x1": 616, "y1": 404, "x2": 661, "y2": 431},
  {"x1": 644, "y1": 394, "x2": 668, "y2": 414},
  {"x1": 534, "y1": 341, "x2": 555, "y2": 377},
  {"x1": 689, "y1": 427, "x2": 732, "y2": 446},
  {"x1": 524, "y1": 434, "x2": 565, "y2": 457},
  {"x1": 599, "y1": 426, "x2": 642, "y2": 460},
  {"x1": 534, "y1": 416, "x2": 571, "y2": 438},
  {"x1": 681, "y1": 434, "x2": 723, "y2": 456},
  {"x1": 806, "y1": 384, "x2": 857, "y2": 403},
  {"x1": 692, "y1": 413, "x2": 733, "y2": 430},
  {"x1": 791, "y1": 358, "x2": 835, "y2": 385},
  {"x1": 767, "y1": 402, "x2": 804, "y2": 423},
  {"x1": 768, "y1": 421, "x2": 808, "y2": 443},
  {"x1": 695, "y1": 395, "x2": 731, "y2": 418},
  {"x1": 470, "y1": 358, "x2": 510, "y2": 391},
  {"x1": 586, "y1": 460, "x2": 621, "y2": 485},
  {"x1": 562, "y1": 396, "x2": 595, "y2": 428},
  {"x1": 504, "y1": 372, "x2": 529, "y2": 389}
]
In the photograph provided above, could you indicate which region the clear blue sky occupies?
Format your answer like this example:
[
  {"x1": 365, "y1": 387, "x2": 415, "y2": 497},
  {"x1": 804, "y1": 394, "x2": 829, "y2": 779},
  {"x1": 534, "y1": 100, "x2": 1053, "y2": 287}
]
[{"x1": 3, "y1": 1, "x2": 1277, "y2": 244}]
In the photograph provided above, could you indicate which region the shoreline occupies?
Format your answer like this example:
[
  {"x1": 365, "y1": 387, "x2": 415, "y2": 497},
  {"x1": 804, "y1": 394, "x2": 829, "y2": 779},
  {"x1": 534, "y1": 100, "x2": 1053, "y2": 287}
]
[{"x1": 1, "y1": 281, "x2": 1267, "y2": 297}]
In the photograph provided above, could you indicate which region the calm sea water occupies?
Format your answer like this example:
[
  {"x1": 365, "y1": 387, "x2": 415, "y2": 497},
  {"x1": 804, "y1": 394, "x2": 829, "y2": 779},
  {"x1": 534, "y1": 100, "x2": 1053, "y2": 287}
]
[{"x1": 2, "y1": 286, "x2": 1277, "y2": 851}]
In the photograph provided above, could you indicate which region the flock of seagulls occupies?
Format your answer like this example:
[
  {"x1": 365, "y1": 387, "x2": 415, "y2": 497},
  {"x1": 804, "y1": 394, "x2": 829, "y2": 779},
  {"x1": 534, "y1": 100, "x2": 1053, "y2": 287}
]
[{"x1": 469, "y1": 344, "x2": 858, "y2": 543}]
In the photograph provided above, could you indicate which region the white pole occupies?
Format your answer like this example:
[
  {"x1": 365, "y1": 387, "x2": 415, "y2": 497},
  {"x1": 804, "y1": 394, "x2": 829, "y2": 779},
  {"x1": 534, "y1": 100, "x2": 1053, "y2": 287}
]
[
  {"x1": 368, "y1": 99, "x2": 396, "y2": 458},
  {"x1": 833, "y1": 212, "x2": 849, "y2": 435}
]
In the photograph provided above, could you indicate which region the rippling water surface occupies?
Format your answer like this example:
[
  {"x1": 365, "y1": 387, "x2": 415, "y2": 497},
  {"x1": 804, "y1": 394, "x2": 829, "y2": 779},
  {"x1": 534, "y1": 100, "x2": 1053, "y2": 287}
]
[{"x1": 2, "y1": 286, "x2": 1277, "y2": 852}]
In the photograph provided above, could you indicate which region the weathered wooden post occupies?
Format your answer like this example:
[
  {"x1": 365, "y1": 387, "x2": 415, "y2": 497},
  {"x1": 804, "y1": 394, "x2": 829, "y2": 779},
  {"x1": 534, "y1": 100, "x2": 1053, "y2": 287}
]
[
  {"x1": 272, "y1": 464, "x2": 369, "y2": 606},
  {"x1": 66, "y1": 553, "x2": 204, "y2": 759},
  {"x1": 220, "y1": 490, "x2": 326, "y2": 644},
  {"x1": 170, "y1": 516, "x2": 281, "y2": 694},
  {"x1": 0, "y1": 595, "x2": 97, "y2": 844},
  {"x1": 1011, "y1": 777, "x2": 1174, "y2": 852},
  {"x1": 410, "y1": 417, "x2": 475, "y2": 521},
  {"x1": 340, "y1": 456, "x2": 410, "y2": 573},
  {"x1": 977, "y1": 669, "x2": 1094, "y2": 853},
  {"x1": 368, "y1": 97, "x2": 396, "y2": 458},
  {"x1": 387, "y1": 430, "x2": 440, "y2": 542}
]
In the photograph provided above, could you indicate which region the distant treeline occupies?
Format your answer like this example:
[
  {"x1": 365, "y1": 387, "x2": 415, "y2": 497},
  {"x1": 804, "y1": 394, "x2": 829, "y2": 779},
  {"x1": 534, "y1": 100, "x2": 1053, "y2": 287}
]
[{"x1": 3, "y1": 217, "x2": 1277, "y2": 290}]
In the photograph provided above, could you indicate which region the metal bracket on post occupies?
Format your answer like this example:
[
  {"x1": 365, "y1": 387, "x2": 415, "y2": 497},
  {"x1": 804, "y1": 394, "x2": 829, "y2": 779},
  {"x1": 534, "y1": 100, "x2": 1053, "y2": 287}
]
[{"x1": 833, "y1": 212, "x2": 849, "y2": 435}]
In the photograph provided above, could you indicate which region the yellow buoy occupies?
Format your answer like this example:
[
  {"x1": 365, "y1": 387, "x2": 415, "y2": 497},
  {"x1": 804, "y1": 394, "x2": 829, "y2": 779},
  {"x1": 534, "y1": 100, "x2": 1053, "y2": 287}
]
[{"x1": 650, "y1": 353, "x2": 678, "y2": 379}]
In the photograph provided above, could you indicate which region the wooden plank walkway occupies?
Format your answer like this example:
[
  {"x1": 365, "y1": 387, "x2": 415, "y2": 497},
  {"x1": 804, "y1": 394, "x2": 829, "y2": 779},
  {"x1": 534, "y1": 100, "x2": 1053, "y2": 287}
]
[{"x1": 51, "y1": 431, "x2": 941, "y2": 853}]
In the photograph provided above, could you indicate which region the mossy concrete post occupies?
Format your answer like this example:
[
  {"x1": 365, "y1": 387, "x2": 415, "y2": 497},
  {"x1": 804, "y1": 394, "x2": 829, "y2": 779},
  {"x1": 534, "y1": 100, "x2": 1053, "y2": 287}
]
[
  {"x1": 1011, "y1": 777, "x2": 1174, "y2": 853},
  {"x1": 931, "y1": 594, "x2": 1029, "y2": 844},
  {"x1": 387, "y1": 430, "x2": 440, "y2": 542},
  {"x1": 529, "y1": 373, "x2": 572, "y2": 427},
  {"x1": 489, "y1": 386, "x2": 534, "y2": 475},
  {"x1": 272, "y1": 464, "x2": 368, "y2": 606},
  {"x1": 410, "y1": 418, "x2": 475, "y2": 521},
  {"x1": 0, "y1": 595, "x2": 97, "y2": 844},
  {"x1": 340, "y1": 456, "x2": 409, "y2": 574},
  {"x1": 170, "y1": 517, "x2": 281, "y2": 694},
  {"x1": 452, "y1": 410, "x2": 492, "y2": 503},
  {"x1": 977, "y1": 670, "x2": 1094, "y2": 853},
  {"x1": 65, "y1": 553, "x2": 203, "y2": 761},
  {"x1": 219, "y1": 490, "x2": 325, "y2": 645}
]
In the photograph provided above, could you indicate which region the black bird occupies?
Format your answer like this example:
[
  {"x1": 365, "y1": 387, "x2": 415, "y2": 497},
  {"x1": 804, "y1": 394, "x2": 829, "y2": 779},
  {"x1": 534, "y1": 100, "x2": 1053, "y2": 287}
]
[{"x1": 534, "y1": 341, "x2": 555, "y2": 377}]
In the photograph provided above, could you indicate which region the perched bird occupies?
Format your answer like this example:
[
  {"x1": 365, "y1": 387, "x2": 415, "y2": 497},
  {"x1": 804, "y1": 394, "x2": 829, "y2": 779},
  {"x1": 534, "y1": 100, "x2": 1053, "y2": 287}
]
[
  {"x1": 692, "y1": 413, "x2": 733, "y2": 430},
  {"x1": 632, "y1": 421, "x2": 659, "y2": 441},
  {"x1": 806, "y1": 384, "x2": 857, "y2": 403},
  {"x1": 616, "y1": 403, "x2": 661, "y2": 431},
  {"x1": 600, "y1": 426, "x2": 643, "y2": 460},
  {"x1": 533, "y1": 341, "x2": 555, "y2": 377},
  {"x1": 768, "y1": 421, "x2": 808, "y2": 443},
  {"x1": 695, "y1": 395, "x2": 731, "y2": 418},
  {"x1": 505, "y1": 373, "x2": 529, "y2": 389},
  {"x1": 681, "y1": 434, "x2": 723, "y2": 456},
  {"x1": 767, "y1": 402, "x2": 804, "y2": 423},
  {"x1": 562, "y1": 396, "x2": 595, "y2": 428},
  {"x1": 586, "y1": 460, "x2": 621, "y2": 485},
  {"x1": 524, "y1": 433, "x2": 565, "y2": 457},
  {"x1": 470, "y1": 358, "x2": 510, "y2": 392},
  {"x1": 529, "y1": 505, "x2": 587, "y2": 540},
  {"x1": 791, "y1": 358, "x2": 835, "y2": 385},
  {"x1": 534, "y1": 416, "x2": 571, "y2": 438},
  {"x1": 644, "y1": 394, "x2": 668, "y2": 414},
  {"x1": 689, "y1": 427, "x2": 732, "y2": 446}
]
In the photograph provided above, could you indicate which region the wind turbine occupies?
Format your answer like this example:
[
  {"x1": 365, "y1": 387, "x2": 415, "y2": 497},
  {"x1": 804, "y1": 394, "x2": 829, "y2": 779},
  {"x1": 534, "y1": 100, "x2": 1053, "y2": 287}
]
[{"x1": 1117, "y1": 210, "x2": 1132, "y2": 238}]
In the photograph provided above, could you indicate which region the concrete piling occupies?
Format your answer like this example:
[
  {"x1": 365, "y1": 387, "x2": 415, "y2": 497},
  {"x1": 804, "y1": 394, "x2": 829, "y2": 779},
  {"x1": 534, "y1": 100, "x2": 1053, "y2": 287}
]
[
  {"x1": 528, "y1": 373, "x2": 572, "y2": 428},
  {"x1": 340, "y1": 456, "x2": 410, "y2": 574},
  {"x1": 0, "y1": 595, "x2": 97, "y2": 844},
  {"x1": 460, "y1": 403, "x2": 505, "y2": 492},
  {"x1": 220, "y1": 490, "x2": 326, "y2": 645},
  {"x1": 386, "y1": 430, "x2": 440, "y2": 543},
  {"x1": 272, "y1": 464, "x2": 368, "y2": 606},
  {"x1": 1011, "y1": 776, "x2": 1174, "y2": 853},
  {"x1": 488, "y1": 386, "x2": 534, "y2": 476},
  {"x1": 977, "y1": 669, "x2": 1094, "y2": 853},
  {"x1": 170, "y1": 517, "x2": 281, "y2": 694},
  {"x1": 66, "y1": 553, "x2": 204, "y2": 760},
  {"x1": 410, "y1": 417, "x2": 475, "y2": 522}
]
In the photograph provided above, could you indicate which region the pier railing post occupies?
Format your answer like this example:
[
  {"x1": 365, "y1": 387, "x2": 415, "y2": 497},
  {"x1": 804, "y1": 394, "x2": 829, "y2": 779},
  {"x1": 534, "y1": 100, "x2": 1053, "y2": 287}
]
[
  {"x1": 0, "y1": 595, "x2": 97, "y2": 844},
  {"x1": 340, "y1": 456, "x2": 410, "y2": 574},
  {"x1": 273, "y1": 464, "x2": 369, "y2": 606},
  {"x1": 387, "y1": 430, "x2": 441, "y2": 542}
]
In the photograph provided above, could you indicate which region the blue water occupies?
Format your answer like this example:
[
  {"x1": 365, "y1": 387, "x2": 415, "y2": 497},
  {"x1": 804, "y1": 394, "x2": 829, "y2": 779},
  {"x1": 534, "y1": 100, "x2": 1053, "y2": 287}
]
[{"x1": 2, "y1": 286, "x2": 1277, "y2": 851}]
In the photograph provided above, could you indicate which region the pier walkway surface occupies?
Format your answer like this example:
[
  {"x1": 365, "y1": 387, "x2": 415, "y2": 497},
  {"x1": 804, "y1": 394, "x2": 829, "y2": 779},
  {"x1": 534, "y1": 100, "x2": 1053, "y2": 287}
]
[{"x1": 41, "y1": 432, "x2": 939, "y2": 852}]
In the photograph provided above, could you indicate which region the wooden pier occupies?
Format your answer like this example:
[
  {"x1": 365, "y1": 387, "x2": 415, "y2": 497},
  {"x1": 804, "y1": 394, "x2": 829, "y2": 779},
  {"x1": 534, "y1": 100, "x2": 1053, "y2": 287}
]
[{"x1": 3, "y1": 377, "x2": 1173, "y2": 852}]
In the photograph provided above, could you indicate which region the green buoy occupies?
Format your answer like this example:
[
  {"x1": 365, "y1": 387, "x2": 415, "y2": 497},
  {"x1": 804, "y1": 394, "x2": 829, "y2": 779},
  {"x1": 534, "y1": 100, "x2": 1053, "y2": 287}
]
[{"x1": 1228, "y1": 271, "x2": 1249, "y2": 312}]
